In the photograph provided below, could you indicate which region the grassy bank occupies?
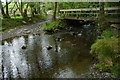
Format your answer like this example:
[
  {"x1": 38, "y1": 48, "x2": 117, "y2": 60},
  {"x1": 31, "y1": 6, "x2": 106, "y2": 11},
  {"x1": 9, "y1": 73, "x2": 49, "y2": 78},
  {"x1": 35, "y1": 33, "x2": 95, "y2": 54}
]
[
  {"x1": 41, "y1": 20, "x2": 67, "y2": 32},
  {"x1": 1, "y1": 15, "x2": 47, "y2": 31},
  {"x1": 90, "y1": 29, "x2": 120, "y2": 78}
]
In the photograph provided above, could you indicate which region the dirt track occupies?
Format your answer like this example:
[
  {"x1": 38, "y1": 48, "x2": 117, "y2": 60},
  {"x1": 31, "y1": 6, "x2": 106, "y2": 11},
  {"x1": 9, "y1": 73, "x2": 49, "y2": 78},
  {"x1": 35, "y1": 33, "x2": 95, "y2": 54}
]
[{"x1": 0, "y1": 15, "x2": 52, "y2": 40}]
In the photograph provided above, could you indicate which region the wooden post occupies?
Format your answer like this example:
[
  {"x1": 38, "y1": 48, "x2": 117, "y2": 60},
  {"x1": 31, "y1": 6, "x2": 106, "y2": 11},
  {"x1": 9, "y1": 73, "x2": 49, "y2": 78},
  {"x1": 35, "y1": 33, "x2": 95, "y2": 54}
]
[{"x1": 99, "y1": 1, "x2": 108, "y2": 32}]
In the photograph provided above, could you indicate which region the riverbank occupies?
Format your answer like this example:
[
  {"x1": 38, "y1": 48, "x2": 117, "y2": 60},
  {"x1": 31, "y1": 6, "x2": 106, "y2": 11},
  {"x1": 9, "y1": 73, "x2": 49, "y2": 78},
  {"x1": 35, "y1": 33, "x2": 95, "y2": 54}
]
[
  {"x1": 0, "y1": 20, "x2": 50, "y2": 41},
  {"x1": 0, "y1": 15, "x2": 52, "y2": 40},
  {"x1": 1, "y1": 15, "x2": 47, "y2": 31}
]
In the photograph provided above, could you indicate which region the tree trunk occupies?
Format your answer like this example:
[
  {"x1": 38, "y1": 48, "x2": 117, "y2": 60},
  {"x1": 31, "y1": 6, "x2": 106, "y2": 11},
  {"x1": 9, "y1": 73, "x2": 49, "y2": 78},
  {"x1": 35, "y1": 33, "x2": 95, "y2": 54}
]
[
  {"x1": 19, "y1": 1, "x2": 24, "y2": 17},
  {"x1": 0, "y1": 0, "x2": 6, "y2": 18},
  {"x1": 37, "y1": 2, "x2": 41, "y2": 14},
  {"x1": 23, "y1": 3, "x2": 29, "y2": 18},
  {"x1": 10, "y1": 3, "x2": 15, "y2": 14},
  {"x1": 52, "y1": 2, "x2": 57, "y2": 21},
  {"x1": 6, "y1": 0, "x2": 10, "y2": 18},
  {"x1": 30, "y1": 6, "x2": 34, "y2": 17},
  {"x1": 34, "y1": 8, "x2": 38, "y2": 14}
]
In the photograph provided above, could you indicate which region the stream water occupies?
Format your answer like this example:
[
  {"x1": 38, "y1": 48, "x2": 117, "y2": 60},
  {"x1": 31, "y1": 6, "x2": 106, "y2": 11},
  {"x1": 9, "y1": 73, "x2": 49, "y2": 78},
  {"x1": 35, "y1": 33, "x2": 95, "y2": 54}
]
[{"x1": 0, "y1": 20, "x2": 97, "y2": 78}]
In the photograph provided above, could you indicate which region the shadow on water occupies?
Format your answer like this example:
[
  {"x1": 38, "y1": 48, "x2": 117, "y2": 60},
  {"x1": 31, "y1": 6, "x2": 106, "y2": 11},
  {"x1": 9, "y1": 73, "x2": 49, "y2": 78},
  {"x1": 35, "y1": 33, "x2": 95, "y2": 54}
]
[{"x1": 0, "y1": 20, "x2": 97, "y2": 78}]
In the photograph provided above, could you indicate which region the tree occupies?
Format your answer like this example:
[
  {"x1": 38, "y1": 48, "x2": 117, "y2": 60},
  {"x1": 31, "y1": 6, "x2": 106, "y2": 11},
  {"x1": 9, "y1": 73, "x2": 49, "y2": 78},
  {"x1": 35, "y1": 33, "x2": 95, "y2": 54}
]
[
  {"x1": 19, "y1": 1, "x2": 24, "y2": 17},
  {"x1": 52, "y1": 2, "x2": 57, "y2": 21},
  {"x1": 5, "y1": 0, "x2": 10, "y2": 18},
  {"x1": 0, "y1": 0, "x2": 7, "y2": 18},
  {"x1": 23, "y1": 3, "x2": 29, "y2": 18},
  {"x1": 0, "y1": 0, "x2": 5, "y2": 17}
]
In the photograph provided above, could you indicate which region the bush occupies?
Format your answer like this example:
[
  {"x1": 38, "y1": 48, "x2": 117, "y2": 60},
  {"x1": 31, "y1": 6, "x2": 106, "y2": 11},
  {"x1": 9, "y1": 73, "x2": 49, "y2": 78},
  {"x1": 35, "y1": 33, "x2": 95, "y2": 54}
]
[
  {"x1": 90, "y1": 29, "x2": 120, "y2": 77},
  {"x1": 91, "y1": 37, "x2": 119, "y2": 64}
]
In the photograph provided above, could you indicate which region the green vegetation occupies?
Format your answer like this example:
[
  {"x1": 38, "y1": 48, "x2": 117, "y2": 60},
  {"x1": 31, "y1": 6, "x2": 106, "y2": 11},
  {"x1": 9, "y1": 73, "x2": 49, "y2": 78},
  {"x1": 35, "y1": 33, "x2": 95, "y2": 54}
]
[
  {"x1": 90, "y1": 29, "x2": 120, "y2": 77},
  {"x1": 95, "y1": 63, "x2": 111, "y2": 71},
  {"x1": 1, "y1": 15, "x2": 47, "y2": 31},
  {"x1": 41, "y1": 20, "x2": 67, "y2": 31}
]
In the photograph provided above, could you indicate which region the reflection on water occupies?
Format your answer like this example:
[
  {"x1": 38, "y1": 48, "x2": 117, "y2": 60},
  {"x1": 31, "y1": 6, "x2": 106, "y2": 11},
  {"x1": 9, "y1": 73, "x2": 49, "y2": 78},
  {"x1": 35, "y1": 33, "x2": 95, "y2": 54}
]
[
  {"x1": 40, "y1": 35, "x2": 52, "y2": 69},
  {"x1": 0, "y1": 26, "x2": 96, "y2": 78},
  {"x1": 1, "y1": 37, "x2": 28, "y2": 78},
  {"x1": 55, "y1": 67, "x2": 76, "y2": 78}
]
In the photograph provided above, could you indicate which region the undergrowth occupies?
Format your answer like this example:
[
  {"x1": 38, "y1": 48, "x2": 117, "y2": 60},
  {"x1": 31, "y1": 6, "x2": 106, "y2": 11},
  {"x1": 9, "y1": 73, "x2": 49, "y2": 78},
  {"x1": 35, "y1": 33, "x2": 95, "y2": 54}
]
[{"x1": 90, "y1": 29, "x2": 120, "y2": 78}]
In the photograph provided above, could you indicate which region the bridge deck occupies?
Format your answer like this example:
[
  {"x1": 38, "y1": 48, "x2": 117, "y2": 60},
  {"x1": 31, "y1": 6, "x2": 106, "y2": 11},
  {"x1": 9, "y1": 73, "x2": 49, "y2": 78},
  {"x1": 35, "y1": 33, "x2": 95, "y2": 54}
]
[
  {"x1": 64, "y1": 16, "x2": 120, "y2": 23},
  {"x1": 60, "y1": 7, "x2": 120, "y2": 23}
]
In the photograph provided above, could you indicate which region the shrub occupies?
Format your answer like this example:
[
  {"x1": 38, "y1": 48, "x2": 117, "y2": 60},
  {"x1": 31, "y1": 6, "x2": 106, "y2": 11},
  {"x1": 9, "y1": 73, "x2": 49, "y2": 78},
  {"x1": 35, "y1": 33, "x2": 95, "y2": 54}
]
[
  {"x1": 90, "y1": 37, "x2": 119, "y2": 64},
  {"x1": 90, "y1": 29, "x2": 120, "y2": 77}
]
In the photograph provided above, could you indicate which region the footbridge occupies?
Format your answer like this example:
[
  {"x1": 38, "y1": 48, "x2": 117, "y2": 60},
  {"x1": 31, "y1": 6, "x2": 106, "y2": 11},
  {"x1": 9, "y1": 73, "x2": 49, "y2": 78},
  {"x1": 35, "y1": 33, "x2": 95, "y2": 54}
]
[{"x1": 59, "y1": 7, "x2": 120, "y2": 23}]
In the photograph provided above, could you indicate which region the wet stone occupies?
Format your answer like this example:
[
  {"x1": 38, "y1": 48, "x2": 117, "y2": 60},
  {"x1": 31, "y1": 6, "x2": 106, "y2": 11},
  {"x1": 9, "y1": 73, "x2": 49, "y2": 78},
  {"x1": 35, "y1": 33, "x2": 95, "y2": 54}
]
[
  {"x1": 28, "y1": 19, "x2": 32, "y2": 22},
  {"x1": 37, "y1": 30, "x2": 39, "y2": 32},
  {"x1": 26, "y1": 31, "x2": 31, "y2": 34},
  {"x1": 22, "y1": 21, "x2": 27, "y2": 24},
  {"x1": 46, "y1": 45, "x2": 53, "y2": 50},
  {"x1": 71, "y1": 44, "x2": 76, "y2": 46},
  {"x1": 70, "y1": 32, "x2": 77, "y2": 36},
  {"x1": 54, "y1": 29, "x2": 59, "y2": 32},
  {"x1": 56, "y1": 37, "x2": 64, "y2": 41},
  {"x1": 68, "y1": 27, "x2": 72, "y2": 31},
  {"x1": 1, "y1": 41, "x2": 4, "y2": 45},
  {"x1": 24, "y1": 29, "x2": 28, "y2": 31},
  {"x1": 21, "y1": 45, "x2": 27, "y2": 49},
  {"x1": 78, "y1": 33, "x2": 82, "y2": 36}
]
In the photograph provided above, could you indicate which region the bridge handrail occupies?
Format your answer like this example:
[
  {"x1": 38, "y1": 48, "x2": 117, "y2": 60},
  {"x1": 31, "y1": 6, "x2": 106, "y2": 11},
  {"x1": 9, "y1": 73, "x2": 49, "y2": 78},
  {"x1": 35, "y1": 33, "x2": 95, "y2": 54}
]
[
  {"x1": 60, "y1": 7, "x2": 120, "y2": 12},
  {"x1": 64, "y1": 13, "x2": 120, "y2": 14}
]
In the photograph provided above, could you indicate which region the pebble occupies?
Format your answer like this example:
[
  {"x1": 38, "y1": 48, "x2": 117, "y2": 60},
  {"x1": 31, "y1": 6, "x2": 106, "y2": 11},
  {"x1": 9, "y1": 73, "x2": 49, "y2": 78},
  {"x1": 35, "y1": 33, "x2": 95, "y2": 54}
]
[
  {"x1": 26, "y1": 31, "x2": 31, "y2": 34},
  {"x1": 24, "y1": 29, "x2": 28, "y2": 31}
]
